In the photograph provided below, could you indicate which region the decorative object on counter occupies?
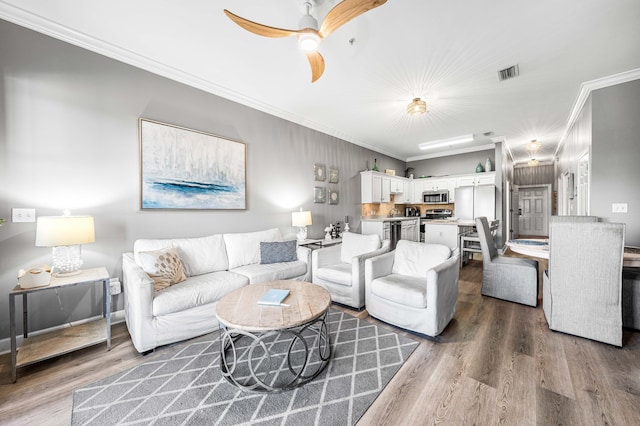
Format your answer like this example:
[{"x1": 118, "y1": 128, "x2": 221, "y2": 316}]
[
  {"x1": 291, "y1": 209, "x2": 312, "y2": 242},
  {"x1": 485, "y1": 158, "x2": 492, "y2": 172},
  {"x1": 372, "y1": 158, "x2": 379, "y2": 172},
  {"x1": 314, "y1": 186, "x2": 326, "y2": 203},
  {"x1": 384, "y1": 169, "x2": 395, "y2": 176},
  {"x1": 139, "y1": 118, "x2": 246, "y2": 210},
  {"x1": 332, "y1": 222, "x2": 342, "y2": 239},
  {"x1": 329, "y1": 189, "x2": 339, "y2": 205},
  {"x1": 314, "y1": 163, "x2": 326, "y2": 181},
  {"x1": 18, "y1": 266, "x2": 52, "y2": 289},
  {"x1": 405, "y1": 167, "x2": 414, "y2": 179},
  {"x1": 324, "y1": 224, "x2": 333, "y2": 240},
  {"x1": 35, "y1": 214, "x2": 95, "y2": 276},
  {"x1": 475, "y1": 162, "x2": 484, "y2": 173},
  {"x1": 344, "y1": 216, "x2": 350, "y2": 233},
  {"x1": 329, "y1": 167, "x2": 339, "y2": 183}
]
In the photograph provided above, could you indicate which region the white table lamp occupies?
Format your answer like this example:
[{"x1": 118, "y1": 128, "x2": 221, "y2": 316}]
[
  {"x1": 35, "y1": 215, "x2": 95, "y2": 276},
  {"x1": 292, "y1": 210, "x2": 312, "y2": 242}
]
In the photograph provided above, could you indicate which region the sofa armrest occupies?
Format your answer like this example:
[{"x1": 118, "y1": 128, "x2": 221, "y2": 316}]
[
  {"x1": 351, "y1": 240, "x2": 392, "y2": 286},
  {"x1": 426, "y1": 253, "x2": 460, "y2": 329},
  {"x1": 312, "y1": 244, "x2": 342, "y2": 268},
  {"x1": 122, "y1": 252, "x2": 156, "y2": 352},
  {"x1": 365, "y1": 251, "x2": 395, "y2": 285},
  {"x1": 297, "y1": 245, "x2": 311, "y2": 264}
]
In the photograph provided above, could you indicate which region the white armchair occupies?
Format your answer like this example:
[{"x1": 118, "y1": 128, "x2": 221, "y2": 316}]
[
  {"x1": 312, "y1": 232, "x2": 391, "y2": 309},
  {"x1": 364, "y1": 240, "x2": 460, "y2": 337}
]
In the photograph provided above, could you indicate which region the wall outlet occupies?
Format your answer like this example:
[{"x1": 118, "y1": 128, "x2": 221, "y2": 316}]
[
  {"x1": 12, "y1": 208, "x2": 36, "y2": 223},
  {"x1": 109, "y1": 278, "x2": 121, "y2": 295},
  {"x1": 611, "y1": 203, "x2": 628, "y2": 213}
]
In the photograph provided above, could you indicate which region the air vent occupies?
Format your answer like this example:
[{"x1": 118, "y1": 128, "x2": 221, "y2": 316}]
[{"x1": 498, "y1": 64, "x2": 519, "y2": 82}]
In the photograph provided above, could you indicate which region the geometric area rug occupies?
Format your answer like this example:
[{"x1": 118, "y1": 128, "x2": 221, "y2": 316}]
[{"x1": 71, "y1": 308, "x2": 419, "y2": 425}]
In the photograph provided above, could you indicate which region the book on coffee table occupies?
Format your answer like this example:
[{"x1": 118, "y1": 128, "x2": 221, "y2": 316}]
[{"x1": 258, "y1": 289, "x2": 290, "y2": 306}]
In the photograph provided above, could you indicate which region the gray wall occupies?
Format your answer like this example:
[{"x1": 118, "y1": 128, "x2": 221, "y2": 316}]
[
  {"x1": 591, "y1": 80, "x2": 640, "y2": 245},
  {"x1": 0, "y1": 20, "x2": 405, "y2": 339},
  {"x1": 557, "y1": 79, "x2": 640, "y2": 245},
  {"x1": 407, "y1": 149, "x2": 495, "y2": 177}
]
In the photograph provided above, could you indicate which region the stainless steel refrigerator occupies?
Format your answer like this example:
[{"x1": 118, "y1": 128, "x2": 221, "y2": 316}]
[{"x1": 454, "y1": 185, "x2": 496, "y2": 221}]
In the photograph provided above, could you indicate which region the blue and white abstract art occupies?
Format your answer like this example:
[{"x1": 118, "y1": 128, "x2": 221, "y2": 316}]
[{"x1": 140, "y1": 119, "x2": 246, "y2": 209}]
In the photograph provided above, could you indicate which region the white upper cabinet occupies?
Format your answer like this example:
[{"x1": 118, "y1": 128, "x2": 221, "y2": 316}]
[
  {"x1": 361, "y1": 171, "x2": 391, "y2": 203},
  {"x1": 456, "y1": 172, "x2": 495, "y2": 187}
]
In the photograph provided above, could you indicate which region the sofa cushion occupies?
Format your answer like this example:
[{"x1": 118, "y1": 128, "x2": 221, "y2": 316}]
[
  {"x1": 315, "y1": 263, "x2": 352, "y2": 286},
  {"x1": 260, "y1": 240, "x2": 297, "y2": 264},
  {"x1": 371, "y1": 273, "x2": 427, "y2": 308},
  {"x1": 137, "y1": 248, "x2": 187, "y2": 291},
  {"x1": 232, "y1": 260, "x2": 307, "y2": 284},
  {"x1": 152, "y1": 271, "x2": 248, "y2": 316},
  {"x1": 340, "y1": 232, "x2": 381, "y2": 264},
  {"x1": 134, "y1": 234, "x2": 228, "y2": 276},
  {"x1": 392, "y1": 240, "x2": 451, "y2": 278},
  {"x1": 224, "y1": 228, "x2": 282, "y2": 269}
]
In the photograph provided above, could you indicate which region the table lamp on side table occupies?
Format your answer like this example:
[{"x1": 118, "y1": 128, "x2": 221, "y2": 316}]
[
  {"x1": 35, "y1": 215, "x2": 95, "y2": 276},
  {"x1": 292, "y1": 210, "x2": 312, "y2": 242}
]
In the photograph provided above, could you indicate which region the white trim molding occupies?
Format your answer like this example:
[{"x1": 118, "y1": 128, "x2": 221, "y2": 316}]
[{"x1": 555, "y1": 68, "x2": 640, "y2": 158}]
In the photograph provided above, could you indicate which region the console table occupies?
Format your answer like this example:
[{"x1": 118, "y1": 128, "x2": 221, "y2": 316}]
[{"x1": 9, "y1": 267, "x2": 111, "y2": 382}]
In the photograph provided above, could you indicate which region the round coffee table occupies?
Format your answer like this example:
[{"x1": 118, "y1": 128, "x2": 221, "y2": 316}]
[{"x1": 216, "y1": 280, "x2": 332, "y2": 393}]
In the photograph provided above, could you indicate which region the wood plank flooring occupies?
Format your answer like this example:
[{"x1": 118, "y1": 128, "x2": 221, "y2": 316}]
[{"x1": 1, "y1": 259, "x2": 639, "y2": 425}]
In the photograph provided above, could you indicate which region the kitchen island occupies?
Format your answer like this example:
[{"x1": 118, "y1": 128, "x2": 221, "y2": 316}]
[{"x1": 420, "y1": 219, "x2": 475, "y2": 250}]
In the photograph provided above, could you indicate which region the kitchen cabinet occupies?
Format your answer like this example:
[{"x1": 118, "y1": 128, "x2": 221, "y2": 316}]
[
  {"x1": 401, "y1": 219, "x2": 420, "y2": 242},
  {"x1": 456, "y1": 172, "x2": 495, "y2": 187},
  {"x1": 390, "y1": 177, "x2": 405, "y2": 194},
  {"x1": 361, "y1": 171, "x2": 391, "y2": 203}
]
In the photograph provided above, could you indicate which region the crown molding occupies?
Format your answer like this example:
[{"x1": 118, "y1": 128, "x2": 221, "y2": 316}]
[
  {"x1": 554, "y1": 68, "x2": 640, "y2": 157},
  {"x1": 406, "y1": 143, "x2": 495, "y2": 162},
  {"x1": 0, "y1": 2, "x2": 404, "y2": 162}
]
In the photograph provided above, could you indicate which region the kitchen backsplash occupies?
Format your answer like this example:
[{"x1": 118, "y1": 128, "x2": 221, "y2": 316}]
[{"x1": 362, "y1": 197, "x2": 455, "y2": 217}]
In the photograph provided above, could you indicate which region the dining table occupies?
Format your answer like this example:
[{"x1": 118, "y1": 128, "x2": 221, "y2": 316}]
[{"x1": 506, "y1": 238, "x2": 640, "y2": 268}]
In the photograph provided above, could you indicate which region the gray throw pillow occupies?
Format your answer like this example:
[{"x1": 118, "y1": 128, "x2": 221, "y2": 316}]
[{"x1": 260, "y1": 240, "x2": 297, "y2": 264}]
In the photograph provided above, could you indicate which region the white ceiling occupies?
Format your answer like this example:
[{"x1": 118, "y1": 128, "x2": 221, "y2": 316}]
[{"x1": 2, "y1": 0, "x2": 639, "y2": 164}]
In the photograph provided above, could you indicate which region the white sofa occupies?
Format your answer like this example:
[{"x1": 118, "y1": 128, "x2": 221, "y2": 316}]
[{"x1": 122, "y1": 228, "x2": 311, "y2": 353}]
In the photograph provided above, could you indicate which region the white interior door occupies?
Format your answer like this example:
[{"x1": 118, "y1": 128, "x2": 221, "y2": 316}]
[
  {"x1": 510, "y1": 183, "x2": 519, "y2": 239},
  {"x1": 518, "y1": 186, "x2": 549, "y2": 236}
]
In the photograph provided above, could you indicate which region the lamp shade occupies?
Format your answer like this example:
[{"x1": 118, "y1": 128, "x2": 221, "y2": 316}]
[
  {"x1": 35, "y1": 216, "x2": 95, "y2": 247},
  {"x1": 292, "y1": 211, "x2": 312, "y2": 227}
]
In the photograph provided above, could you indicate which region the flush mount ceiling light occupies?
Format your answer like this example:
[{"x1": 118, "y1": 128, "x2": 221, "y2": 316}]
[
  {"x1": 526, "y1": 139, "x2": 542, "y2": 153},
  {"x1": 528, "y1": 158, "x2": 540, "y2": 167},
  {"x1": 419, "y1": 134, "x2": 474, "y2": 150},
  {"x1": 407, "y1": 98, "x2": 427, "y2": 115}
]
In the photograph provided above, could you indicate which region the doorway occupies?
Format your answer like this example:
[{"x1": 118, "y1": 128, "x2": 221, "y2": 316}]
[{"x1": 518, "y1": 185, "x2": 552, "y2": 237}]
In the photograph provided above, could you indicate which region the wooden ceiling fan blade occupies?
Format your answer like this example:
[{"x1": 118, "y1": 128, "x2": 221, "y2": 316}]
[
  {"x1": 224, "y1": 9, "x2": 300, "y2": 38},
  {"x1": 320, "y1": 0, "x2": 387, "y2": 37},
  {"x1": 306, "y1": 51, "x2": 325, "y2": 83}
]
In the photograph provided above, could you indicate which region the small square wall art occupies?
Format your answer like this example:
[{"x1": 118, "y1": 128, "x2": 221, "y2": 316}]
[{"x1": 314, "y1": 187, "x2": 326, "y2": 203}]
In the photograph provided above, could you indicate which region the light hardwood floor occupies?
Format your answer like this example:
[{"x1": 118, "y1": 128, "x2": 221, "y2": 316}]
[{"x1": 1, "y1": 259, "x2": 639, "y2": 425}]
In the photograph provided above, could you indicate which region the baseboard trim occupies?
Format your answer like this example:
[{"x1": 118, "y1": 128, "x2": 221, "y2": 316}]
[{"x1": 0, "y1": 310, "x2": 126, "y2": 355}]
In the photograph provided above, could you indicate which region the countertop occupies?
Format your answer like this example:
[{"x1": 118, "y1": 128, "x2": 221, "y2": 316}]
[
  {"x1": 361, "y1": 216, "x2": 475, "y2": 227},
  {"x1": 361, "y1": 216, "x2": 421, "y2": 222}
]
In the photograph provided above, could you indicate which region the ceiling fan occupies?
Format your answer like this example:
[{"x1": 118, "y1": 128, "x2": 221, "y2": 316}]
[{"x1": 224, "y1": 0, "x2": 387, "y2": 82}]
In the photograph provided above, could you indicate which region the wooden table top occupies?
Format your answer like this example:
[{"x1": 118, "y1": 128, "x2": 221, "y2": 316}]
[{"x1": 215, "y1": 280, "x2": 331, "y2": 332}]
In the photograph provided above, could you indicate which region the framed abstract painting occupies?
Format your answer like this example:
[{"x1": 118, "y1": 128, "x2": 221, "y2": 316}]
[{"x1": 139, "y1": 118, "x2": 246, "y2": 209}]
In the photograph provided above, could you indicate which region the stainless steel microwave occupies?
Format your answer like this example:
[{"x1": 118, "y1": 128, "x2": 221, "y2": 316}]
[{"x1": 423, "y1": 190, "x2": 449, "y2": 204}]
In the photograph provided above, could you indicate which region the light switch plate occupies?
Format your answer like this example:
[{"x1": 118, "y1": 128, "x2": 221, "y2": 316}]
[
  {"x1": 12, "y1": 208, "x2": 36, "y2": 222},
  {"x1": 611, "y1": 203, "x2": 628, "y2": 213}
]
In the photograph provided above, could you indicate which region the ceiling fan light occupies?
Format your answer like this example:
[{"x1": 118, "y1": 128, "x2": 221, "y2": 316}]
[
  {"x1": 407, "y1": 98, "x2": 427, "y2": 115},
  {"x1": 298, "y1": 32, "x2": 320, "y2": 51}
]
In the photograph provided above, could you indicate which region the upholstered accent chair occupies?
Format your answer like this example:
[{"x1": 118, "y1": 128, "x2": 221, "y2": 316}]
[
  {"x1": 476, "y1": 216, "x2": 538, "y2": 306},
  {"x1": 311, "y1": 232, "x2": 390, "y2": 309},
  {"x1": 364, "y1": 240, "x2": 460, "y2": 337},
  {"x1": 543, "y1": 217, "x2": 625, "y2": 346}
]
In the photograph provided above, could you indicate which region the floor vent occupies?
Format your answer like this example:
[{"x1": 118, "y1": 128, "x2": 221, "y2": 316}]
[{"x1": 498, "y1": 64, "x2": 519, "y2": 81}]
